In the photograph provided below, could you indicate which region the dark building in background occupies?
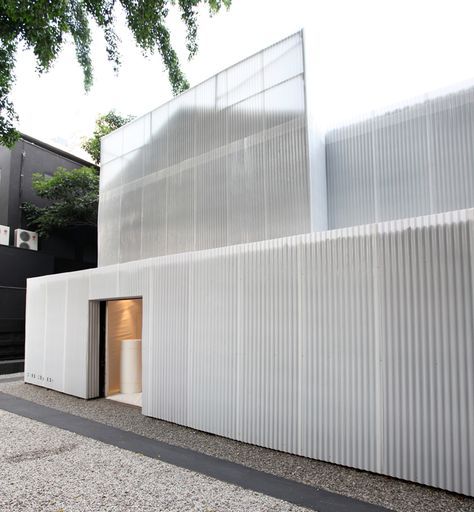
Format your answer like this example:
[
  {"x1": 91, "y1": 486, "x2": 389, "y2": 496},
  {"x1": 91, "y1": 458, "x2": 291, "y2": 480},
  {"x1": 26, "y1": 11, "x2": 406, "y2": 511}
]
[{"x1": 0, "y1": 134, "x2": 98, "y2": 373}]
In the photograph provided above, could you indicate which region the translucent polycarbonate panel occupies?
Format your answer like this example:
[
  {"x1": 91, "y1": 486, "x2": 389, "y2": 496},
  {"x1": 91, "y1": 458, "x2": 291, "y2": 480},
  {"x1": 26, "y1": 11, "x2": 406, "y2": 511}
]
[
  {"x1": 216, "y1": 68, "x2": 228, "y2": 111},
  {"x1": 98, "y1": 31, "x2": 313, "y2": 265},
  {"x1": 25, "y1": 209, "x2": 474, "y2": 495},
  {"x1": 122, "y1": 148, "x2": 144, "y2": 184},
  {"x1": 263, "y1": 31, "x2": 304, "y2": 90},
  {"x1": 265, "y1": 125, "x2": 310, "y2": 239},
  {"x1": 194, "y1": 155, "x2": 227, "y2": 251},
  {"x1": 303, "y1": 28, "x2": 328, "y2": 232},
  {"x1": 226, "y1": 140, "x2": 262, "y2": 245},
  {"x1": 264, "y1": 75, "x2": 305, "y2": 129},
  {"x1": 263, "y1": 76, "x2": 310, "y2": 239},
  {"x1": 97, "y1": 188, "x2": 121, "y2": 267},
  {"x1": 141, "y1": 172, "x2": 168, "y2": 258},
  {"x1": 100, "y1": 157, "x2": 122, "y2": 193},
  {"x1": 326, "y1": 123, "x2": 376, "y2": 227},
  {"x1": 149, "y1": 103, "x2": 169, "y2": 175},
  {"x1": 168, "y1": 89, "x2": 196, "y2": 167},
  {"x1": 166, "y1": 163, "x2": 194, "y2": 254},
  {"x1": 119, "y1": 181, "x2": 142, "y2": 263},
  {"x1": 373, "y1": 107, "x2": 431, "y2": 220},
  {"x1": 195, "y1": 77, "x2": 226, "y2": 154},
  {"x1": 326, "y1": 85, "x2": 474, "y2": 228},
  {"x1": 101, "y1": 127, "x2": 122, "y2": 165},
  {"x1": 428, "y1": 88, "x2": 474, "y2": 212},
  {"x1": 225, "y1": 51, "x2": 263, "y2": 109},
  {"x1": 226, "y1": 91, "x2": 264, "y2": 145},
  {"x1": 122, "y1": 114, "x2": 150, "y2": 155}
]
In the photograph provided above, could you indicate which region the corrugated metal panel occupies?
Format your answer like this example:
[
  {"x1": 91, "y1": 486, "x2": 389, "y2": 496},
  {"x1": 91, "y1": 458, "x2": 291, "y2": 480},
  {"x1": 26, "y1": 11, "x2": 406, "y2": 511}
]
[
  {"x1": 379, "y1": 210, "x2": 474, "y2": 494},
  {"x1": 24, "y1": 209, "x2": 474, "y2": 496},
  {"x1": 87, "y1": 300, "x2": 100, "y2": 399},
  {"x1": 65, "y1": 270, "x2": 91, "y2": 397},
  {"x1": 25, "y1": 271, "x2": 93, "y2": 399},
  {"x1": 299, "y1": 223, "x2": 380, "y2": 471},
  {"x1": 24, "y1": 277, "x2": 47, "y2": 386},
  {"x1": 89, "y1": 264, "x2": 118, "y2": 300},
  {"x1": 99, "y1": 31, "x2": 312, "y2": 266},
  {"x1": 43, "y1": 277, "x2": 67, "y2": 392},
  {"x1": 145, "y1": 254, "x2": 190, "y2": 424},
  {"x1": 326, "y1": 87, "x2": 474, "y2": 228}
]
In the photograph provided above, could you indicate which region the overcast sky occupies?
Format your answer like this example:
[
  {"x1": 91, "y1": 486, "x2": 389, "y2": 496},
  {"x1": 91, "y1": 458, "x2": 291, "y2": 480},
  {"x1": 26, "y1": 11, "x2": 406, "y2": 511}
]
[{"x1": 10, "y1": 0, "x2": 474, "y2": 160}]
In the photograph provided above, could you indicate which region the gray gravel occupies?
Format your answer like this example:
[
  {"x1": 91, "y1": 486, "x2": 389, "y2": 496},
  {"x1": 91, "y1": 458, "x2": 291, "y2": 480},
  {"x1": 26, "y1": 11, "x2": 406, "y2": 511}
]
[
  {"x1": 0, "y1": 409, "x2": 306, "y2": 512},
  {"x1": 2, "y1": 380, "x2": 474, "y2": 512}
]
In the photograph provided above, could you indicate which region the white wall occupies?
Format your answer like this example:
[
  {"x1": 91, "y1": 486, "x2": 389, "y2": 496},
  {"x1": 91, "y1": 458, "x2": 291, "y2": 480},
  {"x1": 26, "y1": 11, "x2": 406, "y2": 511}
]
[{"x1": 25, "y1": 208, "x2": 474, "y2": 496}]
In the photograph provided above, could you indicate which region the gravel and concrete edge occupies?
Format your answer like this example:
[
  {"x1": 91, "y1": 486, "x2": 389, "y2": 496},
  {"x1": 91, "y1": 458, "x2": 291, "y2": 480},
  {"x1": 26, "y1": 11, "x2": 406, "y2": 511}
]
[
  {"x1": 1, "y1": 380, "x2": 473, "y2": 512},
  {"x1": 0, "y1": 408, "x2": 308, "y2": 512}
]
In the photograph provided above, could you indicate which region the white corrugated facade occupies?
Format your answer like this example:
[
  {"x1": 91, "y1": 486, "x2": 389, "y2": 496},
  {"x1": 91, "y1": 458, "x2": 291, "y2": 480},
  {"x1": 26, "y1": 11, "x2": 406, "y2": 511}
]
[{"x1": 24, "y1": 31, "x2": 474, "y2": 496}]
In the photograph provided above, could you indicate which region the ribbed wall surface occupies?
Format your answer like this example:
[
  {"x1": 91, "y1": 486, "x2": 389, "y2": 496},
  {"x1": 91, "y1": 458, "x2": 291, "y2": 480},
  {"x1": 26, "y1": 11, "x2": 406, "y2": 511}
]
[
  {"x1": 326, "y1": 87, "x2": 474, "y2": 228},
  {"x1": 25, "y1": 209, "x2": 474, "y2": 496},
  {"x1": 99, "y1": 31, "x2": 313, "y2": 266},
  {"x1": 24, "y1": 269, "x2": 94, "y2": 398},
  {"x1": 379, "y1": 213, "x2": 474, "y2": 492}
]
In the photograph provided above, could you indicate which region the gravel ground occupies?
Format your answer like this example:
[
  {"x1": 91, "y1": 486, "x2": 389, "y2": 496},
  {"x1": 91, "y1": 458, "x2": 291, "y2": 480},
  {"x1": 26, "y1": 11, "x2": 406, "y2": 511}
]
[
  {"x1": 2, "y1": 380, "x2": 474, "y2": 512},
  {"x1": 0, "y1": 409, "x2": 306, "y2": 512}
]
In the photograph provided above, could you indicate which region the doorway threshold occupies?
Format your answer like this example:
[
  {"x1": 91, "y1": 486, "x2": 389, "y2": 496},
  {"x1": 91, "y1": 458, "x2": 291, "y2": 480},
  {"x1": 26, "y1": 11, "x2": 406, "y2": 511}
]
[{"x1": 106, "y1": 392, "x2": 142, "y2": 408}]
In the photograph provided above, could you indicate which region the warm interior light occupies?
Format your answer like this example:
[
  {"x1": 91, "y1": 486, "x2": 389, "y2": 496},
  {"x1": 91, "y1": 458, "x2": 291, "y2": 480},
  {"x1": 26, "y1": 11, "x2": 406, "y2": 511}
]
[{"x1": 105, "y1": 299, "x2": 143, "y2": 400}]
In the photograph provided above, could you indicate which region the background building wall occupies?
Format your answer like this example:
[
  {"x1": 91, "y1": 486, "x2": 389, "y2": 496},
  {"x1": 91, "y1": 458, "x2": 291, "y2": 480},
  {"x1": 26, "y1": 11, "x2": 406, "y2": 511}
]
[
  {"x1": 0, "y1": 135, "x2": 98, "y2": 372},
  {"x1": 99, "y1": 32, "x2": 318, "y2": 266},
  {"x1": 0, "y1": 145, "x2": 12, "y2": 226},
  {"x1": 1, "y1": 135, "x2": 96, "y2": 230},
  {"x1": 326, "y1": 86, "x2": 474, "y2": 228},
  {"x1": 24, "y1": 208, "x2": 474, "y2": 496},
  {"x1": 0, "y1": 246, "x2": 55, "y2": 367}
]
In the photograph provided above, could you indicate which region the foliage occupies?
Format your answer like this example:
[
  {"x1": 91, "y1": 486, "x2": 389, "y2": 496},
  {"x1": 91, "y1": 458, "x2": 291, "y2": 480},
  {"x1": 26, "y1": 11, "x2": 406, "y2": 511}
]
[
  {"x1": 82, "y1": 110, "x2": 134, "y2": 164},
  {"x1": 22, "y1": 166, "x2": 99, "y2": 237},
  {"x1": 0, "y1": 0, "x2": 232, "y2": 147}
]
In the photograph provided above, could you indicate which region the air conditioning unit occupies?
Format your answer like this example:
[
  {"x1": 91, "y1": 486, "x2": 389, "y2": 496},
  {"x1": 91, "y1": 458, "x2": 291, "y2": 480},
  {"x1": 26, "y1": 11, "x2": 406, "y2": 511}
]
[
  {"x1": 0, "y1": 225, "x2": 9, "y2": 246},
  {"x1": 14, "y1": 229, "x2": 38, "y2": 251}
]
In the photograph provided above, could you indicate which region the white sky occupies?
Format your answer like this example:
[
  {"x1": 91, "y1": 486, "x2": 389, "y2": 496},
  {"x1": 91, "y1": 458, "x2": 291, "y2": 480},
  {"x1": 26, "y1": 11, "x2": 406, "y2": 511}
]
[{"x1": 10, "y1": 0, "x2": 474, "y2": 160}]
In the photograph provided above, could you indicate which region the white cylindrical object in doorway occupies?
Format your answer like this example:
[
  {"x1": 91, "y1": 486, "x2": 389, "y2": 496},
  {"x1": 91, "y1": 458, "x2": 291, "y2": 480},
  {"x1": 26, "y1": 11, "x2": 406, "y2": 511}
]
[{"x1": 120, "y1": 339, "x2": 142, "y2": 394}]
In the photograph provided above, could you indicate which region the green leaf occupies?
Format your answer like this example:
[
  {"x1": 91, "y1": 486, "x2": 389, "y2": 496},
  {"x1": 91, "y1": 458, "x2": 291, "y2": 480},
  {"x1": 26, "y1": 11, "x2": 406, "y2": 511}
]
[
  {"x1": 0, "y1": 0, "x2": 232, "y2": 146},
  {"x1": 22, "y1": 166, "x2": 100, "y2": 237},
  {"x1": 81, "y1": 109, "x2": 135, "y2": 163}
]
